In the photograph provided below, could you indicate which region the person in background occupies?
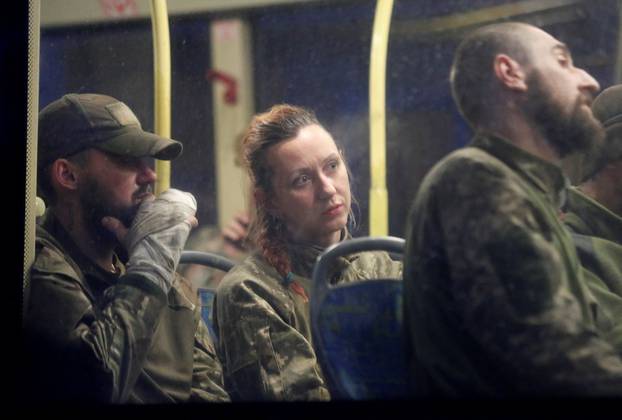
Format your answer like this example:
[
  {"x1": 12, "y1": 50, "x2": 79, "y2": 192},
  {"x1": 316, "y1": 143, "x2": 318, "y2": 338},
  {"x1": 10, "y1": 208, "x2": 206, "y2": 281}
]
[
  {"x1": 180, "y1": 212, "x2": 251, "y2": 290},
  {"x1": 179, "y1": 132, "x2": 253, "y2": 290},
  {"x1": 24, "y1": 93, "x2": 230, "y2": 403},
  {"x1": 213, "y1": 104, "x2": 402, "y2": 401},
  {"x1": 561, "y1": 84, "x2": 622, "y2": 349},
  {"x1": 403, "y1": 22, "x2": 622, "y2": 397}
]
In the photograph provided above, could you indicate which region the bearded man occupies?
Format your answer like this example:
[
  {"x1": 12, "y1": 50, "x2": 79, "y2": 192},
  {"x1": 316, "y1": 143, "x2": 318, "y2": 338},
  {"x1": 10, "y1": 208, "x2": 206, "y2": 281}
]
[
  {"x1": 403, "y1": 22, "x2": 622, "y2": 397},
  {"x1": 24, "y1": 93, "x2": 230, "y2": 403}
]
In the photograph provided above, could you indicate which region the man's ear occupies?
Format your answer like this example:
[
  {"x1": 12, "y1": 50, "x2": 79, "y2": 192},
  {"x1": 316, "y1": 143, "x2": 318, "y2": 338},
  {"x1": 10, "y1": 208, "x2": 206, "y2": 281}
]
[
  {"x1": 50, "y1": 159, "x2": 81, "y2": 192},
  {"x1": 494, "y1": 54, "x2": 528, "y2": 92}
]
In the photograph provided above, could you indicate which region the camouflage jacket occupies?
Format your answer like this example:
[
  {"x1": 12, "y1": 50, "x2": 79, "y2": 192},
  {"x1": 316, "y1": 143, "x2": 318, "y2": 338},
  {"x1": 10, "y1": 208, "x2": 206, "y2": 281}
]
[
  {"x1": 214, "y1": 239, "x2": 402, "y2": 401},
  {"x1": 24, "y1": 210, "x2": 230, "y2": 403},
  {"x1": 562, "y1": 187, "x2": 622, "y2": 350},
  {"x1": 404, "y1": 134, "x2": 622, "y2": 397}
]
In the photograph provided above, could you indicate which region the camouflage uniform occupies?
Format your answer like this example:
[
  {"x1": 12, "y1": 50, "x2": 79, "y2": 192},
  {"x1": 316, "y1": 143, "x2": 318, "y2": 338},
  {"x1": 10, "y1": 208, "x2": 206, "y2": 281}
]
[
  {"x1": 562, "y1": 186, "x2": 622, "y2": 350},
  {"x1": 404, "y1": 134, "x2": 622, "y2": 397},
  {"x1": 24, "y1": 210, "x2": 230, "y2": 403},
  {"x1": 214, "y1": 237, "x2": 402, "y2": 401}
]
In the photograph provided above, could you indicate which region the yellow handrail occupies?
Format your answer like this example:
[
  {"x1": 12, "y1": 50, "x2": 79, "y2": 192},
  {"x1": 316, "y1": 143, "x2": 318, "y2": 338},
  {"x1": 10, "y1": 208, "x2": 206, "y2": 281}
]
[
  {"x1": 150, "y1": 0, "x2": 172, "y2": 194},
  {"x1": 368, "y1": 0, "x2": 393, "y2": 236},
  {"x1": 24, "y1": 0, "x2": 42, "y2": 323}
]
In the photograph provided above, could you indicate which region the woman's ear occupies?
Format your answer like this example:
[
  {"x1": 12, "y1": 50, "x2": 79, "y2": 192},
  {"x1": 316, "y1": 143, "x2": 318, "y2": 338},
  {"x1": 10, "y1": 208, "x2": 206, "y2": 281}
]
[
  {"x1": 51, "y1": 159, "x2": 80, "y2": 192},
  {"x1": 493, "y1": 54, "x2": 528, "y2": 92}
]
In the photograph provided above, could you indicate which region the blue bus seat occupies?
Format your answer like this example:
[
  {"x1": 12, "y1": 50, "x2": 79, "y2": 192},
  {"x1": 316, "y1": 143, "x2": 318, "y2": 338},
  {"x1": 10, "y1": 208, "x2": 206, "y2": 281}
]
[
  {"x1": 311, "y1": 236, "x2": 409, "y2": 400},
  {"x1": 180, "y1": 251, "x2": 235, "y2": 343}
]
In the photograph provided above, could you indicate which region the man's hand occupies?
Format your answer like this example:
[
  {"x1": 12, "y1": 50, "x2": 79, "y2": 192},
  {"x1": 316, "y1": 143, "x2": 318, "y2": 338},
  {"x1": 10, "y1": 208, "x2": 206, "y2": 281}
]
[
  {"x1": 102, "y1": 213, "x2": 135, "y2": 245},
  {"x1": 102, "y1": 189, "x2": 198, "y2": 292}
]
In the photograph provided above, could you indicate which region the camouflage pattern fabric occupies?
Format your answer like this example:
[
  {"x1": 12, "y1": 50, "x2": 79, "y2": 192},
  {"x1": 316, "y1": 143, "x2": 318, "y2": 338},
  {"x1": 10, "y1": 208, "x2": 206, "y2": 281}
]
[
  {"x1": 24, "y1": 210, "x2": 230, "y2": 403},
  {"x1": 404, "y1": 134, "x2": 622, "y2": 397},
  {"x1": 214, "y1": 238, "x2": 402, "y2": 401},
  {"x1": 562, "y1": 187, "x2": 622, "y2": 350}
]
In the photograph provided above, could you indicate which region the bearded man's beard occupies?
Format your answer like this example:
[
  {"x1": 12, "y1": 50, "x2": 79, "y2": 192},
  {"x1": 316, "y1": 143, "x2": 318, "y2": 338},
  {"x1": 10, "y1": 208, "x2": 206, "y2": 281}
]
[
  {"x1": 525, "y1": 71, "x2": 605, "y2": 159},
  {"x1": 78, "y1": 177, "x2": 142, "y2": 245}
]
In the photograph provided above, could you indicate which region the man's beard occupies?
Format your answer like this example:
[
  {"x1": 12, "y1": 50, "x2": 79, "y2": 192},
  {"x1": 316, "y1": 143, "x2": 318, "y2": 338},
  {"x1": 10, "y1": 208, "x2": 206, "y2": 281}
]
[
  {"x1": 78, "y1": 176, "x2": 143, "y2": 245},
  {"x1": 526, "y1": 71, "x2": 605, "y2": 159}
]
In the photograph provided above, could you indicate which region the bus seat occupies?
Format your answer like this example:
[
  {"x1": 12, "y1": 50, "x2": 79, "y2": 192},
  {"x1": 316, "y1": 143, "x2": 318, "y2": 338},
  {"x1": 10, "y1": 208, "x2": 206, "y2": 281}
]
[
  {"x1": 180, "y1": 251, "x2": 235, "y2": 343},
  {"x1": 311, "y1": 236, "x2": 409, "y2": 400}
]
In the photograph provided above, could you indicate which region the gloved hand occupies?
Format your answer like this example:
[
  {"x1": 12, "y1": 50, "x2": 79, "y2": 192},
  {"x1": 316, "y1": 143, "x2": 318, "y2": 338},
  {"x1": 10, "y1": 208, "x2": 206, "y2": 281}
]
[{"x1": 103, "y1": 189, "x2": 198, "y2": 293}]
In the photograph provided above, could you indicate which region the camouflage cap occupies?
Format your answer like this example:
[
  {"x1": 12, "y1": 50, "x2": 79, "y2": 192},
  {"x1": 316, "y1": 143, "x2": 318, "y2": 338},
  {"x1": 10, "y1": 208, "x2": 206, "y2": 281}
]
[
  {"x1": 585, "y1": 84, "x2": 622, "y2": 177},
  {"x1": 38, "y1": 93, "x2": 182, "y2": 168}
]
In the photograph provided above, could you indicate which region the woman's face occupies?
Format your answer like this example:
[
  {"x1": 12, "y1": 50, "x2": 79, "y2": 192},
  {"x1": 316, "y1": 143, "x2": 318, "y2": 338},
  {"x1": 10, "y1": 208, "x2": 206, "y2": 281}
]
[{"x1": 264, "y1": 123, "x2": 351, "y2": 247}]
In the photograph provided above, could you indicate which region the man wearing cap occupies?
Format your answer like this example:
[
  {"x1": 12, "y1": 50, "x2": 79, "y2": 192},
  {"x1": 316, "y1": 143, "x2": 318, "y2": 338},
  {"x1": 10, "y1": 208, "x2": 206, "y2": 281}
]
[
  {"x1": 23, "y1": 93, "x2": 230, "y2": 403},
  {"x1": 561, "y1": 84, "x2": 622, "y2": 350},
  {"x1": 404, "y1": 22, "x2": 622, "y2": 397}
]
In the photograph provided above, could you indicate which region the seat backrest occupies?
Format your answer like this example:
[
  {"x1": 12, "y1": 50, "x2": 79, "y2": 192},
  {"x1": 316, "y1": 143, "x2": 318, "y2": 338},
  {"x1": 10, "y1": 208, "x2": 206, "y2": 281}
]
[
  {"x1": 180, "y1": 251, "x2": 236, "y2": 343},
  {"x1": 180, "y1": 251, "x2": 236, "y2": 272},
  {"x1": 311, "y1": 236, "x2": 409, "y2": 400}
]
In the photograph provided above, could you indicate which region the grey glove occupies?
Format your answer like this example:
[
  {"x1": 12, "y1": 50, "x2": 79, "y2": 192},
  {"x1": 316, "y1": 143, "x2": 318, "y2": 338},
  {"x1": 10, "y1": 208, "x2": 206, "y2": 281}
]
[{"x1": 124, "y1": 189, "x2": 197, "y2": 293}]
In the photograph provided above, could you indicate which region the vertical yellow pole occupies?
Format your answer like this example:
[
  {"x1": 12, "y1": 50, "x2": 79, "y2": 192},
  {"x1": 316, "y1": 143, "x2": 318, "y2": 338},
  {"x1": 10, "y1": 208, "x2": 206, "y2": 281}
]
[
  {"x1": 150, "y1": 0, "x2": 171, "y2": 194},
  {"x1": 368, "y1": 0, "x2": 393, "y2": 236},
  {"x1": 24, "y1": 0, "x2": 41, "y2": 322}
]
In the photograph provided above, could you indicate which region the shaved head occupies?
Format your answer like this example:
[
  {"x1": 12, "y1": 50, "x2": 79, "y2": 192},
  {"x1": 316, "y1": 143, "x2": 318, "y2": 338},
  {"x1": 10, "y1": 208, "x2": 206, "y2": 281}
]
[{"x1": 450, "y1": 22, "x2": 537, "y2": 128}]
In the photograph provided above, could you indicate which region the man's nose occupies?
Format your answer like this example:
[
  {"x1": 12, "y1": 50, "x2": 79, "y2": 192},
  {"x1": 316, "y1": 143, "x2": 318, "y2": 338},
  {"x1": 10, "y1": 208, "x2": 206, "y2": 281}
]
[
  {"x1": 137, "y1": 161, "x2": 157, "y2": 184},
  {"x1": 578, "y1": 68, "x2": 600, "y2": 94}
]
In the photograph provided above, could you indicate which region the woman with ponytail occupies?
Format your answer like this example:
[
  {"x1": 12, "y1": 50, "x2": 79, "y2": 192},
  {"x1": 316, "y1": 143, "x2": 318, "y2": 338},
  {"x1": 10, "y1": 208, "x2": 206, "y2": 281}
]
[{"x1": 214, "y1": 104, "x2": 402, "y2": 401}]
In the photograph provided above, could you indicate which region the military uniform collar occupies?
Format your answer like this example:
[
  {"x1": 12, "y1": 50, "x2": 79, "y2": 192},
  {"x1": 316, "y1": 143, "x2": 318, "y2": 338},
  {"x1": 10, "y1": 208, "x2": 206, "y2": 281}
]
[
  {"x1": 471, "y1": 134, "x2": 570, "y2": 209},
  {"x1": 565, "y1": 186, "x2": 622, "y2": 243},
  {"x1": 287, "y1": 228, "x2": 356, "y2": 279},
  {"x1": 39, "y1": 209, "x2": 125, "y2": 284}
]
